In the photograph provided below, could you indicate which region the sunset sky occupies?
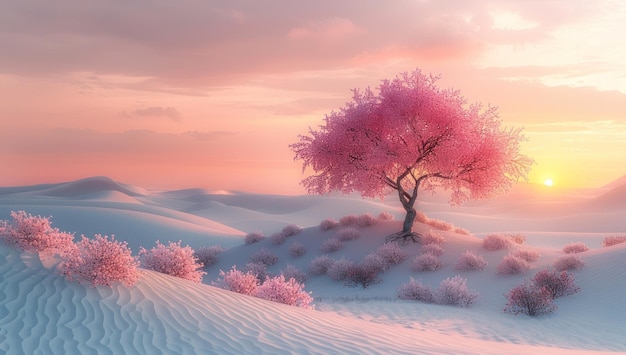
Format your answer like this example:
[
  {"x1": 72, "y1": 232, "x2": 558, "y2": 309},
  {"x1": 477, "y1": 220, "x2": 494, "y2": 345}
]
[{"x1": 2, "y1": 0, "x2": 625, "y2": 194}]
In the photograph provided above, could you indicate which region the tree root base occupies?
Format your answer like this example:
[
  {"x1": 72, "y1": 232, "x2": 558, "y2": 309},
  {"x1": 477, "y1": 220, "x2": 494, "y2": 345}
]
[{"x1": 385, "y1": 231, "x2": 422, "y2": 245}]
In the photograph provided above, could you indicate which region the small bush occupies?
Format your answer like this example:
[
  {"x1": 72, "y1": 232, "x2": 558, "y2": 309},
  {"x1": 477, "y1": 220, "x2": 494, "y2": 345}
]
[
  {"x1": 532, "y1": 269, "x2": 580, "y2": 299},
  {"x1": 245, "y1": 262, "x2": 270, "y2": 283},
  {"x1": 483, "y1": 234, "x2": 512, "y2": 251},
  {"x1": 320, "y1": 237, "x2": 343, "y2": 252},
  {"x1": 377, "y1": 211, "x2": 394, "y2": 221},
  {"x1": 327, "y1": 257, "x2": 354, "y2": 281},
  {"x1": 319, "y1": 218, "x2": 339, "y2": 231},
  {"x1": 339, "y1": 214, "x2": 358, "y2": 226},
  {"x1": 420, "y1": 243, "x2": 444, "y2": 257},
  {"x1": 497, "y1": 255, "x2": 530, "y2": 275},
  {"x1": 414, "y1": 211, "x2": 429, "y2": 223},
  {"x1": 140, "y1": 241, "x2": 206, "y2": 283},
  {"x1": 244, "y1": 231, "x2": 265, "y2": 245},
  {"x1": 553, "y1": 255, "x2": 585, "y2": 271},
  {"x1": 436, "y1": 275, "x2": 478, "y2": 307},
  {"x1": 270, "y1": 232, "x2": 287, "y2": 245},
  {"x1": 511, "y1": 249, "x2": 540, "y2": 262},
  {"x1": 281, "y1": 264, "x2": 307, "y2": 283},
  {"x1": 375, "y1": 242, "x2": 407, "y2": 268},
  {"x1": 308, "y1": 255, "x2": 335, "y2": 275},
  {"x1": 361, "y1": 253, "x2": 387, "y2": 274},
  {"x1": 335, "y1": 227, "x2": 361, "y2": 242},
  {"x1": 356, "y1": 213, "x2": 376, "y2": 227},
  {"x1": 426, "y1": 218, "x2": 454, "y2": 231},
  {"x1": 411, "y1": 253, "x2": 441, "y2": 272},
  {"x1": 508, "y1": 233, "x2": 526, "y2": 245},
  {"x1": 1, "y1": 210, "x2": 74, "y2": 255},
  {"x1": 602, "y1": 235, "x2": 626, "y2": 247},
  {"x1": 398, "y1": 277, "x2": 436, "y2": 303},
  {"x1": 562, "y1": 242, "x2": 589, "y2": 254},
  {"x1": 288, "y1": 242, "x2": 306, "y2": 258},
  {"x1": 454, "y1": 250, "x2": 488, "y2": 272},
  {"x1": 63, "y1": 234, "x2": 139, "y2": 287},
  {"x1": 282, "y1": 224, "x2": 302, "y2": 237},
  {"x1": 421, "y1": 230, "x2": 445, "y2": 245},
  {"x1": 344, "y1": 264, "x2": 381, "y2": 288},
  {"x1": 249, "y1": 248, "x2": 279, "y2": 266},
  {"x1": 504, "y1": 281, "x2": 557, "y2": 316},
  {"x1": 194, "y1": 245, "x2": 224, "y2": 267},
  {"x1": 255, "y1": 275, "x2": 314, "y2": 309},
  {"x1": 217, "y1": 266, "x2": 258, "y2": 295},
  {"x1": 453, "y1": 227, "x2": 472, "y2": 236}
]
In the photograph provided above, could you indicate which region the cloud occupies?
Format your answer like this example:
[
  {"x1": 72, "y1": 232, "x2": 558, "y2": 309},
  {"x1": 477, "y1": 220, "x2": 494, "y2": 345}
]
[{"x1": 123, "y1": 106, "x2": 182, "y2": 121}]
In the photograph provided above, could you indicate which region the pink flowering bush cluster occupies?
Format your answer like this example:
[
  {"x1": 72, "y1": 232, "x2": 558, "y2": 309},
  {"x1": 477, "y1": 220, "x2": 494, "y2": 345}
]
[
  {"x1": 308, "y1": 255, "x2": 335, "y2": 275},
  {"x1": 335, "y1": 227, "x2": 361, "y2": 241},
  {"x1": 281, "y1": 264, "x2": 307, "y2": 283},
  {"x1": 504, "y1": 269, "x2": 579, "y2": 316},
  {"x1": 339, "y1": 214, "x2": 358, "y2": 226},
  {"x1": 343, "y1": 263, "x2": 382, "y2": 288},
  {"x1": 483, "y1": 234, "x2": 512, "y2": 251},
  {"x1": 282, "y1": 224, "x2": 303, "y2": 237},
  {"x1": 553, "y1": 255, "x2": 585, "y2": 271},
  {"x1": 374, "y1": 242, "x2": 407, "y2": 268},
  {"x1": 319, "y1": 218, "x2": 340, "y2": 231},
  {"x1": 356, "y1": 213, "x2": 376, "y2": 227},
  {"x1": 249, "y1": 248, "x2": 279, "y2": 266},
  {"x1": 562, "y1": 242, "x2": 589, "y2": 254},
  {"x1": 327, "y1": 257, "x2": 354, "y2": 281},
  {"x1": 602, "y1": 235, "x2": 626, "y2": 247},
  {"x1": 245, "y1": 262, "x2": 270, "y2": 283},
  {"x1": 270, "y1": 232, "x2": 287, "y2": 245},
  {"x1": 288, "y1": 242, "x2": 306, "y2": 258},
  {"x1": 504, "y1": 281, "x2": 556, "y2": 316},
  {"x1": 320, "y1": 237, "x2": 343, "y2": 252},
  {"x1": 421, "y1": 243, "x2": 444, "y2": 257},
  {"x1": 453, "y1": 227, "x2": 472, "y2": 236},
  {"x1": 411, "y1": 253, "x2": 441, "y2": 272},
  {"x1": 377, "y1": 211, "x2": 394, "y2": 221},
  {"x1": 244, "y1": 231, "x2": 265, "y2": 245},
  {"x1": 398, "y1": 275, "x2": 477, "y2": 307},
  {"x1": 256, "y1": 275, "x2": 314, "y2": 309},
  {"x1": 511, "y1": 249, "x2": 540, "y2": 262},
  {"x1": 63, "y1": 234, "x2": 140, "y2": 287},
  {"x1": 497, "y1": 254, "x2": 531, "y2": 275},
  {"x1": 508, "y1": 233, "x2": 526, "y2": 245},
  {"x1": 454, "y1": 250, "x2": 488, "y2": 272},
  {"x1": 0, "y1": 211, "x2": 74, "y2": 255},
  {"x1": 421, "y1": 230, "x2": 445, "y2": 245},
  {"x1": 140, "y1": 241, "x2": 206, "y2": 283},
  {"x1": 194, "y1": 246, "x2": 224, "y2": 267},
  {"x1": 217, "y1": 267, "x2": 259, "y2": 295}
]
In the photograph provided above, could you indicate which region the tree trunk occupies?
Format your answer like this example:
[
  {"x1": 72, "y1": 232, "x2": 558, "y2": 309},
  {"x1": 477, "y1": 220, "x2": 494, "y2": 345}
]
[
  {"x1": 386, "y1": 203, "x2": 421, "y2": 244},
  {"x1": 403, "y1": 207, "x2": 416, "y2": 234}
]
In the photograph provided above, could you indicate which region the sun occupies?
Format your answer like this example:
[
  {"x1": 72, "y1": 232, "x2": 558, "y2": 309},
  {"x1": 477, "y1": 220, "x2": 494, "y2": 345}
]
[{"x1": 544, "y1": 179, "x2": 554, "y2": 187}]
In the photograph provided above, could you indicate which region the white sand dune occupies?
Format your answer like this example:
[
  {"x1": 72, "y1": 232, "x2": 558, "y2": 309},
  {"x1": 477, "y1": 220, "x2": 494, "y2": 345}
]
[{"x1": 1, "y1": 176, "x2": 625, "y2": 353}]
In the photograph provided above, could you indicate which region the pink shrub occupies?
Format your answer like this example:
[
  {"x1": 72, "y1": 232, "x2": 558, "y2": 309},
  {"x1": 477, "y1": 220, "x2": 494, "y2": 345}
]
[
  {"x1": 281, "y1": 264, "x2": 307, "y2": 283},
  {"x1": 532, "y1": 269, "x2": 580, "y2": 299},
  {"x1": 245, "y1": 262, "x2": 270, "y2": 283},
  {"x1": 397, "y1": 277, "x2": 436, "y2": 303},
  {"x1": 344, "y1": 264, "x2": 381, "y2": 288},
  {"x1": 483, "y1": 234, "x2": 512, "y2": 251},
  {"x1": 426, "y1": 218, "x2": 454, "y2": 231},
  {"x1": 319, "y1": 218, "x2": 339, "y2": 231},
  {"x1": 327, "y1": 257, "x2": 354, "y2": 281},
  {"x1": 335, "y1": 227, "x2": 361, "y2": 242},
  {"x1": 320, "y1": 237, "x2": 343, "y2": 252},
  {"x1": 411, "y1": 253, "x2": 441, "y2": 272},
  {"x1": 377, "y1": 211, "x2": 394, "y2": 221},
  {"x1": 1, "y1": 210, "x2": 74, "y2": 255},
  {"x1": 504, "y1": 281, "x2": 557, "y2": 316},
  {"x1": 244, "y1": 231, "x2": 265, "y2": 245},
  {"x1": 339, "y1": 214, "x2": 358, "y2": 226},
  {"x1": 553, "y1": 255, "x2": 585, "y2": 271},
  {"x1": 361, "y1": 253, "x2": 387, "y2": 273},
  {"x1": 249, "y1": 248, "x2": 279, "y2": 266},
  {"x1": 356, "y1": 213, "x2": 376, "y2": 227},
  {"x1": 63, "y1": 234, "x2": 139, "y2": 287},
  {"x1": 420, "y1": 243, "x2": 444, "y2": 257},
  {"x1": 454, "y1": 250, "x2": 488, "y2": 272},
  {"x1": 562, "y1": 242, "x2": 589, "y2": 254},
  {"x1": 282, "y1": 224, "x2": 303, "y2": 237},
  {"x1": 511, "y1": 249, "x2": 540, "y2": 262},
  {"x1": 375, "y1": 242, "x2": 407, "y2": 268},
  {"x1": 453, "y1": 227, "x2": 472, "y2": 236},
  {"x1": 217, "y1": 266, "x2": 258, "y2": 295},
  {"x1": 414, "y1": 211, "x2": 429, "y2": 223},
  {"x1": 508, "y1": 233, "x2": 526, "y2": 245},
  {"x1": 255, "y1": 275, "x2": 314, "y2": 309},
  {"x1": 270, "y1": 232, "x2": 287, "y2": 245},
  {"x1": 436, "y1": 275, "x2": 478, "y2": 307},
  {"x1": 497, "y1": 255, "x2": 530, "y2": 275},
  {"x1": 288, "y1": 242, "x2": 306, "y2": 258},
  {"x1": 308, "y1": 255, "x2": 335, "y2": 275},
  {"x1": 194, "y1": 245, "x2": 224, "y2": 267},
  {"x1": 602, "y1": 235, "x2": 626, "y2": 247},
  {"x1": 140, "y1": 241, "x2": 206, "y2": 283},
  {"x1": 421, "y1": 230, "x2": 445, "y2": 245}
]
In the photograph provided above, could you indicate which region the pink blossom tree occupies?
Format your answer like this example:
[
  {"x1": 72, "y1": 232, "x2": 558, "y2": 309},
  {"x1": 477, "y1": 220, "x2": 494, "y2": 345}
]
[{"x1": 291, "y1": 69, "x2": 532, "y2": 243}]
